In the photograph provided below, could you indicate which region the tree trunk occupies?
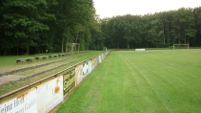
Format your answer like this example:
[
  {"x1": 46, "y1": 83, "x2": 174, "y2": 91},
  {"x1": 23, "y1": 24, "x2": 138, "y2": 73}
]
[
  {"x1": 65, "y1": 29, "x2": 70, "y2": 53},
  {"x1": 61, "y1": 36, "x2": 64, "y2": 53},
  {"x1": 3, "y1": 49, "x2": 7, "y2": 56},
  {"x1": 162, "y1": 23, "x2": 166, "y2": 45},
  {"x1": 127, "y1": 40, "x2": 130, "y2": 49},
  {"x1": 17, "y1": 47, "x2": 19, "y2": 56},
  {"x1": 159, "y1": 18, "x2": 166, "y2": 45},
  {"x1": 66, "y1": 37, "x2": 68, "y2": 53},
  {"x1": 26, "y1": 46, "x2": 29, "y2": 55},
  {"x1": 117, "y1": 42, "x2": 119, "y2": 49},
  {"x1": 178, "y1": 37, "x2": 181, "y2": 44},
  {"x1": 75, "y1": 33, "x2": 79, "y2": 43},
  {"x1": 61, "y1": 28, "x2": 65, "y2": 53},
  {"x1": 184, "y1": 34, "x2": 187, "y2": 44}
]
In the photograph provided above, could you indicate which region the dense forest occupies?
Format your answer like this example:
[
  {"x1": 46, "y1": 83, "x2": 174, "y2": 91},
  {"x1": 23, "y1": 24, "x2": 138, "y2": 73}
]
[
  {"x1": 0, "y1": 0, "x2": 102, "y2": 55},
  {"x1": 1, "y1": 0, "x2": 201, "y2": 55},
  {"x1": 101, "y1": 7, "x2": 201, "y2": 49}
]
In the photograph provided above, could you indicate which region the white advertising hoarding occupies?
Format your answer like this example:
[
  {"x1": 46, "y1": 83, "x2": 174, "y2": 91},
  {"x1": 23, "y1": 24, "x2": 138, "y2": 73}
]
[
  {"x1": 101, "y1": 53, "x2": 104, "y2": 60},
  {"x1": 99, "y1": 55, "x2": 102, "y2": 63},
  {"x1": 92, "y1": 57, "x2": 97, "y2": 70},
  {"x1": 75, "y1": 64, "x2": 83, "y2": 86},
  {"x1": 37, "y1": 75, "x2": 63, "y2": 113},
  {"x1": 83, "y1": 61, "x2": 89, "y2": 78},
  {"x1": 0, "y1": 88, "x2": 37, "y2": 113},
  {"x1": 88, "y1": 60, "x2": 93, "y2": 74}
]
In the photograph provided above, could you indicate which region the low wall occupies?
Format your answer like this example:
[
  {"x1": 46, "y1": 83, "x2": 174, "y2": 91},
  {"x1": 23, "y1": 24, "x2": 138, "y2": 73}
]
[{"x1": 0, "y1": 51, "x2": 110, "y2": 113}]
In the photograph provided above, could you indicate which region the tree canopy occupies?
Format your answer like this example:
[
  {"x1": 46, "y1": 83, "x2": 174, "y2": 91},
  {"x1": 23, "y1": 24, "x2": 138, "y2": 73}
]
[
  {"x1": 0, "y1": 0, "x2": 100, "y2": 55},
  {"x1": 0, "y1": 1, "x2": 201, "y2": 55},
  {"x1": 101, "y1": 7, "x2": 201, "y2": 49}
]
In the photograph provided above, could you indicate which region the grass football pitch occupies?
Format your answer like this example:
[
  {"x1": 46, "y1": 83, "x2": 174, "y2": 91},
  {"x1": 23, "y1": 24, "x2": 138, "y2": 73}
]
[{"x1": 56, "y1": 49, "x2": 201, "y2": 113}]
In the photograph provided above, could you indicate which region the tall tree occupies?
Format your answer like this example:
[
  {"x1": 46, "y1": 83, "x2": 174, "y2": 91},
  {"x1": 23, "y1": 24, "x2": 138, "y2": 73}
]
[
  {"x1": 193, "y1": 7, "x2": 201, "y2": 46},
  {"x1": 53, "y1": 0, "x2": 97, "y2": 52},
  {"x1": 173, "y1": 8, "x2": 196, "y2": 44},
  {"x1": 0, "y1": 0, "x2": 52, "y2": 55}
]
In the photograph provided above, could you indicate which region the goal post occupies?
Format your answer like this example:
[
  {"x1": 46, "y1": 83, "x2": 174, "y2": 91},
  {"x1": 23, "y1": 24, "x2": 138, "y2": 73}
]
[
  {"x1": 173, "y1": 44, "x2": 189, "y2": 50},
  {"x1": 66, "y1": 43, "x2": 80, "y2": 54}
]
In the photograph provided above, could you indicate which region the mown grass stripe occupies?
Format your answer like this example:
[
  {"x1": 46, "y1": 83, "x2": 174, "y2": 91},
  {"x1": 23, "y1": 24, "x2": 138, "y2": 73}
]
[
  {"x1": 57, "y1": 50, "x2": 201, "y2": 113},
  {"x1": 118, "y1": 52, "x2": 170, "y2": 113}
]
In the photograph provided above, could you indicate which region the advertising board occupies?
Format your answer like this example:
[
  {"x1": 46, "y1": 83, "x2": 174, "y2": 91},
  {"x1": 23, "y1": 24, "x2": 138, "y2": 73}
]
[
  {"x1": 0, "y1": 88, "x2": 37, "y2": 113},
  {"x1": 37, "y1": 75, "x2": 63, "y2": 113},
  {"x1": 75, "y1": 64, "x2": 83, "y2": 86},
  {"x1": 99, "y1": 55, "x2": 102, "y2": 63},
  {"x1": 63, "y1": 69, "x2": 75, "y2": 97},
  {"x1": 92, "y1": 57, "x2": 97, "y2": 69},
  {"x1": 88, "y1": 60, "x2": 93, "y2": 74}
]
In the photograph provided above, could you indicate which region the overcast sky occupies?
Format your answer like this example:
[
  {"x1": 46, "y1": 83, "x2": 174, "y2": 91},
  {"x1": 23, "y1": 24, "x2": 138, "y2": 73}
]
[{"x1": 93, "y1": 0, "x2": 201, "y2": 18}]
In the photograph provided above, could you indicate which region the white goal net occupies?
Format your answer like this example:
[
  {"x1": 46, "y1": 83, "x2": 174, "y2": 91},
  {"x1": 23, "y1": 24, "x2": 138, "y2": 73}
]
[{"x1": 173, "y1": 44, "x2": 189, "y2": 49}]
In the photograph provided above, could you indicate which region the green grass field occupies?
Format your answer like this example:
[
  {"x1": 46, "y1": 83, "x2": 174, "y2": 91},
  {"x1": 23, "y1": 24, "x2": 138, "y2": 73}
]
[{"x1": 56, "y1": 49, "x2": 201, "y2": 113}]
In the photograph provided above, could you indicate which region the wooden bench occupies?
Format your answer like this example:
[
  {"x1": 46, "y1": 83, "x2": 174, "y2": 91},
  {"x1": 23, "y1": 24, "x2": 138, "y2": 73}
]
[
  {"x1": 25, "y1": 57, "x2": 34, "y2": 62},
  {"x1": 62, "y1": 53, "x2": 67, "y2": 56},
  {"x1": 42, "y1": 56, "x2": 48, "y2": 59},
  {"x1": 58, "y1": 53, "x2": 66, "y2": 57},
  {"x1": 35, "y1": 56, "x2": 48, "y2": 60},
  {"x1": 35, "y1": 56, "x2": 42, "y2": 60},
  {"x1": 16, "y1": 59, "x2": 25, "y2": 64},
  {"x1": 16, "y1": 57, "x2": 34, "y2": 64},
  {"x1": 52, "y1": 54, "x2": 58, "y2": 58}
]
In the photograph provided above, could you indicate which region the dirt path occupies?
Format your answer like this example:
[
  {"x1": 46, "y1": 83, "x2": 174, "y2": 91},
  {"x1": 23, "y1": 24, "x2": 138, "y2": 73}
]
[{"x1": 0, "y1": 75, "x2": 24, "y2": 85}]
